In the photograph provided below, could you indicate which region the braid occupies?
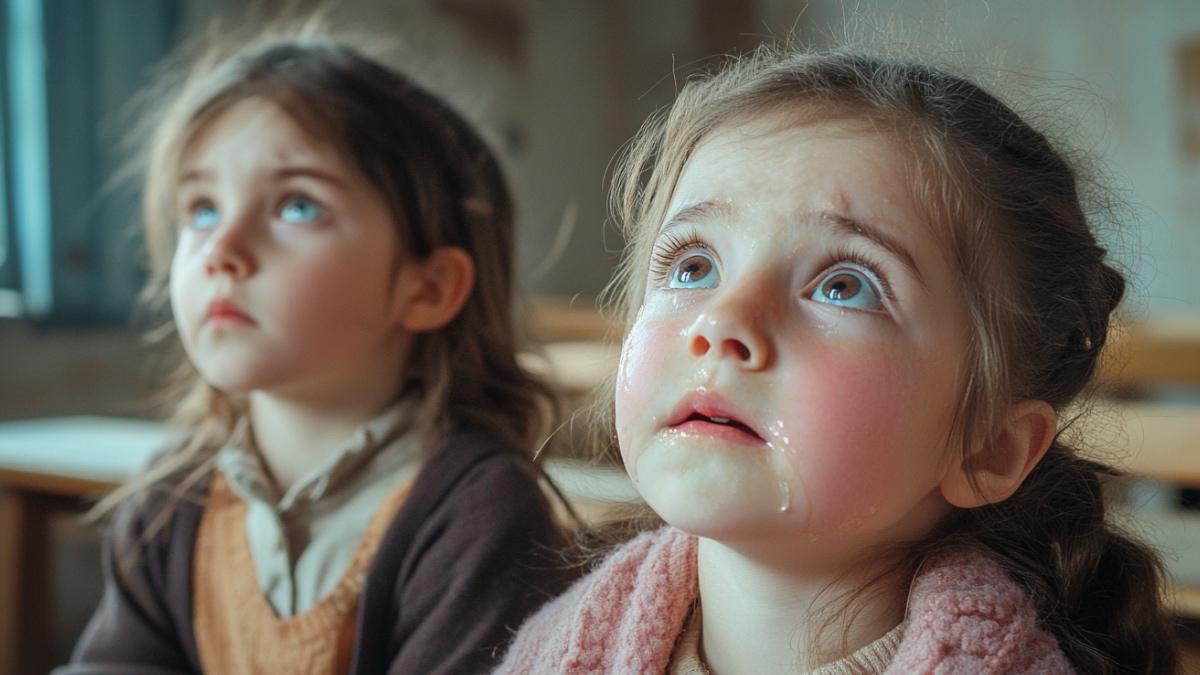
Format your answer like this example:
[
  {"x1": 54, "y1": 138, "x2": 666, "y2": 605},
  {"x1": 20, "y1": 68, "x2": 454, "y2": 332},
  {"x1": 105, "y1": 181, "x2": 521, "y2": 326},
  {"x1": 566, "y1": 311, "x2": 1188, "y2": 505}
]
[{"x1": 940, "y1": 446, "x2": 1176, "y2": 673}]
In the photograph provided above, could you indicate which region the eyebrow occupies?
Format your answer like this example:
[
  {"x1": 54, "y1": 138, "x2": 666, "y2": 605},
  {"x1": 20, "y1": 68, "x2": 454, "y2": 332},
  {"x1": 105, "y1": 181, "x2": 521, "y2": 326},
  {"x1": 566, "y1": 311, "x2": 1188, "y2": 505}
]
[
  {"x1": 177, "y1": 165, "x2": 350, "y2": 188},
  {"x1": 658, "y1": 200, "x2": 733, "y2": 234},
  {"x1": 818, "y1": 211, "x2": 926, "y2": 288}
]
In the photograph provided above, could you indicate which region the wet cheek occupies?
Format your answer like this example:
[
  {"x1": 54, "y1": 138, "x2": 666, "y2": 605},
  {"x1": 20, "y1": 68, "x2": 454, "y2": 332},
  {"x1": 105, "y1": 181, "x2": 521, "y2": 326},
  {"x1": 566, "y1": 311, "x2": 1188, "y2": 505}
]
[
  {"x1": 615, "y1": 313, "x2": 686, "y2": 468},
  {"x1": 779, "y1": 344, "x2": 917, "y2": 521}
]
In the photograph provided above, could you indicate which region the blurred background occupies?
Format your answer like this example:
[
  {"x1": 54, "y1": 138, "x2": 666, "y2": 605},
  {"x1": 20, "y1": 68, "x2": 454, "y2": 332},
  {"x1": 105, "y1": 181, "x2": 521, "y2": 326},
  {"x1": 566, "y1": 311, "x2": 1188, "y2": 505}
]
[
  {"x1": 3, "y1": 0, "x2": 1200, "y2": 417},
  {"x1": 1, "y1": 0, "x2": 1199, "y2": 672}
]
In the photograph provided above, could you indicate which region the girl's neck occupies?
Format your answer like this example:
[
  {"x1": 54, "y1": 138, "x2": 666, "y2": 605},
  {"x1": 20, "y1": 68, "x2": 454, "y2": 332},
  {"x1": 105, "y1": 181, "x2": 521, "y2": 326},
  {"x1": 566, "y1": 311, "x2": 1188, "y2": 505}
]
[
  {"x1": 696, "y1": 537, "x2": 907, "y2": 675},
  {"x1": 247, "y1": 389, "x2": 399, "y2": 492}
]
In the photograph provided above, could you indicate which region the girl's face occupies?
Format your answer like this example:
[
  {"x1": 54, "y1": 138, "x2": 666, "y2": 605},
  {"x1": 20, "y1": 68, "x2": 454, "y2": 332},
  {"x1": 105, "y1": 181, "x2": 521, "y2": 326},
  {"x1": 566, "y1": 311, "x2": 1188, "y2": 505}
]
[
  {"x1": 616, "y1": 116, "x2": 974, "y2": 563},
  {"x1": 170, "y1": 98, "x2": 410, "y2": 406}
]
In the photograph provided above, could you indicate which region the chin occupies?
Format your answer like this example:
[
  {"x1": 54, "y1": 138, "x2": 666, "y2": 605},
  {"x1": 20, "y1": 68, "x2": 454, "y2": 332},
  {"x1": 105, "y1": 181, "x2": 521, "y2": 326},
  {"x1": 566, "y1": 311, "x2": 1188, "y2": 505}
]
[
  {"x1": 192, "y1": 367, "x2": 258, "y2": 394},
  {"x1": 644, "y1": 488, "x2": 794, "y2": 544}
]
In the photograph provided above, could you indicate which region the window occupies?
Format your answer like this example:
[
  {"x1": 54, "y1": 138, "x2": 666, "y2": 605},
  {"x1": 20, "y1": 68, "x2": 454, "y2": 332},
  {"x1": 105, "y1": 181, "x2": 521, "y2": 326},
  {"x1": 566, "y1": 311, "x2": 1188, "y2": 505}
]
[{"x1": 1, "y1": 0, "x2": 182, "y2": 322}]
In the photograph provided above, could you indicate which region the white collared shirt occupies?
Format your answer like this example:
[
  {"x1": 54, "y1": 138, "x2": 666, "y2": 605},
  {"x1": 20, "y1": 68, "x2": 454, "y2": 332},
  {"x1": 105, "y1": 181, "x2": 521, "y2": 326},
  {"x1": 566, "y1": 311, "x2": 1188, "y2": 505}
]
[{"x1": 214, "y1": 403, "x2": 423, "y2": 617}]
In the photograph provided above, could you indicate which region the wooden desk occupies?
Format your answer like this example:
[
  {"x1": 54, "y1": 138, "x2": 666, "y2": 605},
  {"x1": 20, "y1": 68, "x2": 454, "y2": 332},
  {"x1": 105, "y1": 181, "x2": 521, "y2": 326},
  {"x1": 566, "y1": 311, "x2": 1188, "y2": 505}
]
[
  {"x1": 1091, "y1": 402, "x2": 1200, "y2": 486},
  {"x1": 1092, "y1": 313, "x2": 1200, "y2": 617},
  {"x1": 0, "y1": 414, "x2": 640, "y2": 673},
  {"x1": 1101, "y1": 313, "x2": 1200, "y2": 390},
  {"x1": 0, "y1": 417, "x2": 167, "y2": 675}
]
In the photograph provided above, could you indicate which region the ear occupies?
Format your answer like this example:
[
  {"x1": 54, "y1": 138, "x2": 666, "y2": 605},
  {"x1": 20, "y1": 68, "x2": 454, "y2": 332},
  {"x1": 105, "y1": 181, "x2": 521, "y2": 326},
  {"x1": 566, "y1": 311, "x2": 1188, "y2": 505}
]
[
  {"x1": 392, "y1": 247, "x2": 475, "y2": 333},
  {"x1": 941, "y1": 399, "x2": 1057, "y2": 509}
]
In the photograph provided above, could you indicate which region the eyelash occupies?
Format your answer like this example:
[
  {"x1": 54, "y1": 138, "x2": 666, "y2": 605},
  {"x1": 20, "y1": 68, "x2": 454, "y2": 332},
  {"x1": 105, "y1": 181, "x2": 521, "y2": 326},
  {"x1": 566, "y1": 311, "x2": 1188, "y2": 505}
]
[
  {"x1": 176, "y1": 192, "x2": 325, "y2": 219},
  {"x1": 182, "y1": 196, "x2": 208, "y2": 212},
  {"x1": 280, "y1": 191, "x2": 317, "y2": 206},
  {"x1": 648, "y1": 228, "x2": 711, "y2": 284},
  {"x1": 180, "y1": 197, "x2": 214, "y2": 224},
  {"x1": 813, "y1": 244, "x2": 895, "y2": 304},
  {"x1": 648, "y1": 230, "x2": 896, "y2": 304}
]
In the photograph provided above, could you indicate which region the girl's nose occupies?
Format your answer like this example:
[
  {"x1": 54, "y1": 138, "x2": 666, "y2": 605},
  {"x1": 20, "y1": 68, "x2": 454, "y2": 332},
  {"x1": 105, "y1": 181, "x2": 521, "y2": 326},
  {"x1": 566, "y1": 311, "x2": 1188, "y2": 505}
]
[
  {"x1": 202, "y1": 219, "x2": 256, "y2": 278},
  {"x1": 685, "y1": 281, "x2": 772, "y2": 371}
]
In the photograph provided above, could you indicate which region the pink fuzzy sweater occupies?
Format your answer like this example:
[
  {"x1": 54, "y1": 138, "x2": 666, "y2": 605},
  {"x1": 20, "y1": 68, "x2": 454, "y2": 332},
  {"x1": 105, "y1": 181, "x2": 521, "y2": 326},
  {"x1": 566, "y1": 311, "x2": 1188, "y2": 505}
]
[{"x1": 495, "y1": 527, "x2": 1075, "y2": 674}]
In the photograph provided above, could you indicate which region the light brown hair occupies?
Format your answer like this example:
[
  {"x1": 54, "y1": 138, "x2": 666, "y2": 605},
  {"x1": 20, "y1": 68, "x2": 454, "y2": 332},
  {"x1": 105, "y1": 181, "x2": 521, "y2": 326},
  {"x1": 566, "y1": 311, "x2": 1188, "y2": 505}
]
[
  {"x1": 605, "y1": 44, "x2": 1178, "y2": 673},
  {"x1": 101, "y1": 25, "x2": 558, "y2": 522}
]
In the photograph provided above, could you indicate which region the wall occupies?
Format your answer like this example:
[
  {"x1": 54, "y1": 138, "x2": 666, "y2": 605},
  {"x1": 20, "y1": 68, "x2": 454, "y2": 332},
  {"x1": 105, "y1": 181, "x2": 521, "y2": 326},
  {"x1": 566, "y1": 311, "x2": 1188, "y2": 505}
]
[{"x1": 765, "y1": 0, "x2": 1200, "y2": 315}]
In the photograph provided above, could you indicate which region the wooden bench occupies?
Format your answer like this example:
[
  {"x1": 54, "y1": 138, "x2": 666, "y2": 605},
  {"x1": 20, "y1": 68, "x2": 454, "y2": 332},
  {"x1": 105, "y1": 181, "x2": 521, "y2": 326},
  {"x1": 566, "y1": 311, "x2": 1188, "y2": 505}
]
[
  {"x1": 1094, "y1": 313, "x2": 1200, "y2": 618},
  {"x1": 1084, "y1": 402, "x2": 1200, "y2": 617}
]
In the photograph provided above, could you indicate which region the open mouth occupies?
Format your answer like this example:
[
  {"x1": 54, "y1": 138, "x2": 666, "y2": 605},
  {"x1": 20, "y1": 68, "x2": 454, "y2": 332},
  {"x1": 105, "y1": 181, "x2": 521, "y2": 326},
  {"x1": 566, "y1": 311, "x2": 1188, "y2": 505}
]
[
  {"x1": 683, "y1": 412, "x2": 758, "y2": 436},
  {"x1": 676, "y1": 411, "x2": 764, "y2": 442},
  {"x1": 666, "y1": 393, "x2": 767, "y2": 444}
]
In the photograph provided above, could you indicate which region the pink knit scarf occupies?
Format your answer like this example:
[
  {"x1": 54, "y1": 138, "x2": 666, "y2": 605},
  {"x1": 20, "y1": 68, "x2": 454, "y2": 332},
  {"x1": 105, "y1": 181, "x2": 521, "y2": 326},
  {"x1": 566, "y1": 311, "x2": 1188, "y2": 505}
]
[{"x1": 495, "y1": 527, "x2": 1075, "y2": 674}]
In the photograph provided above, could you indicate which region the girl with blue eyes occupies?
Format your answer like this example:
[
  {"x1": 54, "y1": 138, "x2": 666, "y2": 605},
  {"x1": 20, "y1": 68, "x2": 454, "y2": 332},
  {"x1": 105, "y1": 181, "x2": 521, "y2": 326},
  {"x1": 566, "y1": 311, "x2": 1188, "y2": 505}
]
[
  {"x1": 496, "y1": 47, "x2": 1178, "y2": 675},
  {"x1": 60, "y1": 26, "x2": 573, "y2": 675}
]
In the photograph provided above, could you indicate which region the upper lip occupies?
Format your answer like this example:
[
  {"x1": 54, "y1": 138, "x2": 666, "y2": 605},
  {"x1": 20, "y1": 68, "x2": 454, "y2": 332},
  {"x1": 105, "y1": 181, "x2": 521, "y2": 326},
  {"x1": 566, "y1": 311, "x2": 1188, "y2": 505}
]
[
  {"x1": 667, "y1": 391, "x2": 765, "y2": 442},
  {"x1": 206, "y1": 297, "x2": 254, "y2": 323}
]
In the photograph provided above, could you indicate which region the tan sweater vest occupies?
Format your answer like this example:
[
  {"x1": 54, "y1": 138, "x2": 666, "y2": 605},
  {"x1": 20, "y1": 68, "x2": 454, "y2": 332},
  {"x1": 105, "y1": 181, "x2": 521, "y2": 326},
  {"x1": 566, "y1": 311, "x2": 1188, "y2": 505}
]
[{"x1": 193, "y1": 472, "x2": 413, "y2": 675}]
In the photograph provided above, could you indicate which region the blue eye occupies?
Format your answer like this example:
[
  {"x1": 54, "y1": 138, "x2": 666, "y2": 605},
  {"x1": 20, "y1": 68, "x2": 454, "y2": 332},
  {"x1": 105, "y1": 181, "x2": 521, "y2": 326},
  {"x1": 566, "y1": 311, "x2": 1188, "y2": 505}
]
[
  {"x1": 191, "y1": 205, "x2": 219, "y2": 230},
  {"x1": 811, "y1": 270, "x2": 882, "y2": 310},
  {"x1": 669, "y1": 253, "x2": 719, "y2": 289},
  {"x1": 280, "y1": 197, "x2": 323, "y2": 223}
]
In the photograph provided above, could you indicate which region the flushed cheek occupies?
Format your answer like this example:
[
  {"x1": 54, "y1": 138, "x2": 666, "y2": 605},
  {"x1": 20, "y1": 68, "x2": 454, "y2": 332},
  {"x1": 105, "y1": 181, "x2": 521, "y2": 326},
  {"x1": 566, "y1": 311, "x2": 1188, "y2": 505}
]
[
  {"x1": 776, "y1": 343, "x2": 932, "y2": 531},
  {"x1": 272, "y1": 259, "x2": 386, "y2": 342},
  {"x1": 615, "y1": 309, "x2": 691, "y2": 477}
]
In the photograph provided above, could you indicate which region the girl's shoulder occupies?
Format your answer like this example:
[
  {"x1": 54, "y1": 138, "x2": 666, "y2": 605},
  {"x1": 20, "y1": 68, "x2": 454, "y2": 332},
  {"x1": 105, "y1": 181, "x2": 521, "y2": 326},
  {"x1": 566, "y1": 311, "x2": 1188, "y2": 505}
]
[
  {"x1": 494, "y1": 527, "x2": 698, "y2": 674},
  {"x1": 381, "y1": 424, "x2": 570, "y2": 570},
  {"x1": 109, "y1": 469, "x2": 213, "y2": 557},
  {"x1": 890, "y1": 550, "x2": 1075, "y2": 674},
  {"x1": 416, "y1": 425, "x2": 542, "y2": 507}
]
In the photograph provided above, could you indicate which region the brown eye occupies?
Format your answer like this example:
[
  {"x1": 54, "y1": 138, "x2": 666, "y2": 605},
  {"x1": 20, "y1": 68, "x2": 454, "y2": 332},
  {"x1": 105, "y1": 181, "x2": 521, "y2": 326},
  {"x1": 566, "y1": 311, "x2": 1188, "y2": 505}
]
[
  {"x1": 670, "y1": 253, "x2": 719, "y2": 288},
  {"x1": 822, "y1": 273, "x2": 860, "y2": 300},
  {"x1": 812, "y1": 270, "x2": 881, "y2": 310}
]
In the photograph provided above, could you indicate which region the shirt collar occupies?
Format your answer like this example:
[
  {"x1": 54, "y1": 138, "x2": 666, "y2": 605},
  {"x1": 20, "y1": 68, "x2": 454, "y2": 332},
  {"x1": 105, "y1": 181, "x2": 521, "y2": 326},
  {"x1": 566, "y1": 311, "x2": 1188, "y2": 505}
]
[{"x1": 216, "y1": 401, "x2": 415, "y2": 512}]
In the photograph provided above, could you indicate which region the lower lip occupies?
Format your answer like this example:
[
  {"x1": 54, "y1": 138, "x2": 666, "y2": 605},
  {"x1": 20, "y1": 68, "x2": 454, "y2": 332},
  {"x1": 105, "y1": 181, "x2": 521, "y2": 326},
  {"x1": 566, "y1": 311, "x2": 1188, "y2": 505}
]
[
  {"x1": 206, "y1": 311, "x2": 254, "y2": 326},
  {"x1": 669, "y1": 420, "x2": 764, "y2": 446}
]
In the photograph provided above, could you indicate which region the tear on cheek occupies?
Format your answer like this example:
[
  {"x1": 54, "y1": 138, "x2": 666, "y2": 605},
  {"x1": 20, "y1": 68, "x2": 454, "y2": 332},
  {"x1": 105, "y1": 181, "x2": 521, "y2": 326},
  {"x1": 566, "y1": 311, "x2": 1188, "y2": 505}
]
[
  {"x1": 617, "y1": 433, "x2": 640, "y2": 483},
  {"x1": 615, "y1": 337, "x2": 665, "y2": 425},
  {"x1": 835, "y1": 505, "x2": 880, "y2": 533},
  {"x1": 621, "y1": 316, "x2": 685, "y2": 377},
  {"x1": 617, "y1": 340, "x2": 639, "y2": 396}
]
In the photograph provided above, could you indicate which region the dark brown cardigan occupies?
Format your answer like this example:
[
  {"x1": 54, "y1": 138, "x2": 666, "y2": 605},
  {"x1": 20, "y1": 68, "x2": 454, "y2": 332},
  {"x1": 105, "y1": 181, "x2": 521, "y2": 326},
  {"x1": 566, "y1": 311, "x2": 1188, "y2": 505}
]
[{"x1": 55, "y1": 428, "x2": 573, "y2": 675}]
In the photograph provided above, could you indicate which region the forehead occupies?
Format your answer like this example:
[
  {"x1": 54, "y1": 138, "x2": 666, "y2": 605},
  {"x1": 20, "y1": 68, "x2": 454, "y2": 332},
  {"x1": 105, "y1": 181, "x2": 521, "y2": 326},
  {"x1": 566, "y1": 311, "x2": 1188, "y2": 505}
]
[
  {"x1": 181, "y1": 97, "x2": 339, "y2": 165},
  {"x1": 662, "y1": 113, "x2": 963, "y2": 288},
  {"x1": 668, "y1": 115, "x2": 919, "y2": 224}
]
